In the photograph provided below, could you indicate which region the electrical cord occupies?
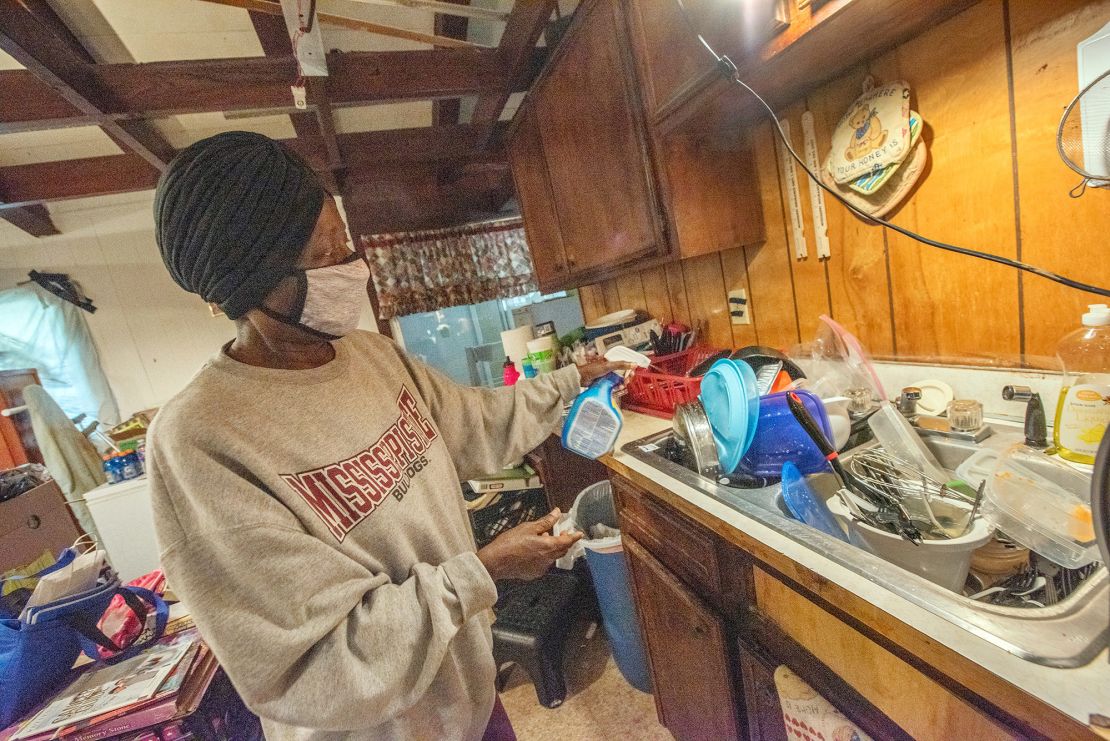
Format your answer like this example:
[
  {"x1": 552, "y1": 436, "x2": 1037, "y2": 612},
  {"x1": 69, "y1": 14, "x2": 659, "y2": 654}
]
[{"x1": 672, "y1": 0, "x2": 1110, "y2": 299}]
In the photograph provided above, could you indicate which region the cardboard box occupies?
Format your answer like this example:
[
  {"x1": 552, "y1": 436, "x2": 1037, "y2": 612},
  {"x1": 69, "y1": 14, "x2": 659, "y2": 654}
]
[{"x1": 0, "y1": 479, "x2": 82, "y2": 573}]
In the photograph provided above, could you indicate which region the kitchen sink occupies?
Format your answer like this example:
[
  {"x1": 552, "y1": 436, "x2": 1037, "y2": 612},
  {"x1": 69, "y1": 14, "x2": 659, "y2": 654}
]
[{"x1": 622, "y1": 424, "x2": 1108, "y2": 667}]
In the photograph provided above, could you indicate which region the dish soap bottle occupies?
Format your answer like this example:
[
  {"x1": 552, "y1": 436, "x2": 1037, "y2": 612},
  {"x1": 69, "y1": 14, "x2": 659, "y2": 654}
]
[
  {"x1": 1054, "y1": 303, "x2": 1110, "y2": 464},
  {"x1": 562, "y1": 372, "x2": 624, "y2": 459}
]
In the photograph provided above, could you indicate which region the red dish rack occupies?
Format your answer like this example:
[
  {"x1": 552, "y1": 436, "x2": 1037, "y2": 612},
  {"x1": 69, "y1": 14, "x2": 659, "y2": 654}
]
[{"x1": 622, "y1": 346, "x2": 724, "y2": 419}]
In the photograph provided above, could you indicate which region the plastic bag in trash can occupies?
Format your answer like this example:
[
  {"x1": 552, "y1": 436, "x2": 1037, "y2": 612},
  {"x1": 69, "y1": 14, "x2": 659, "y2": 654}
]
[{"x1": 554, "y1": 481, "x2": 622, "y2": 569}]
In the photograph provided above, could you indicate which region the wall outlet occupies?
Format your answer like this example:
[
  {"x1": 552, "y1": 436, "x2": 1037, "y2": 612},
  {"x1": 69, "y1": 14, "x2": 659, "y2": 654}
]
[{"x1": 729, "y1": 289, "x2": 750, "y2": 325}]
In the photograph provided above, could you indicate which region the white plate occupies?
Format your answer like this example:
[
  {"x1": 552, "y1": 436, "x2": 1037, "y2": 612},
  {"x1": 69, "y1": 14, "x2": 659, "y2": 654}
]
[
  {"x1": 585, "y1": 309, "x2": 636, "y2": 329},
  {"x1": 910, "y1": 378, "x2": 955, "y2": 416}
]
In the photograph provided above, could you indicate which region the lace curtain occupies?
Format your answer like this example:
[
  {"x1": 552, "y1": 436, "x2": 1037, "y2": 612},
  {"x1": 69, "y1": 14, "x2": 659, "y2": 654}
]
[{"x1": 361, "y1": 219, "x2": 537, "y2": 319}]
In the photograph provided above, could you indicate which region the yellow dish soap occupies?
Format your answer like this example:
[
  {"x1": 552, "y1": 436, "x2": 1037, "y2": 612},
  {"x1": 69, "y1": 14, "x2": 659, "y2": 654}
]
[{"x1": 1054, "y1": 303, "x2": 1110, "y2": 464}]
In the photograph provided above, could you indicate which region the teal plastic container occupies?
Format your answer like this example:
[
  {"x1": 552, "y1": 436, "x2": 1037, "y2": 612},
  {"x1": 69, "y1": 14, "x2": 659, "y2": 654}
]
[{"x1": 562, "y1": 372, "x2": 624, "y2": 459}]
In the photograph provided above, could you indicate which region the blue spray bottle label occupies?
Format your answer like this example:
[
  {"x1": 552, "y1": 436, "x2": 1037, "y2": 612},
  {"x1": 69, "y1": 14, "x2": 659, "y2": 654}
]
[{"x1": 561, "y1": 372, "x2": 624, "y2": 459}]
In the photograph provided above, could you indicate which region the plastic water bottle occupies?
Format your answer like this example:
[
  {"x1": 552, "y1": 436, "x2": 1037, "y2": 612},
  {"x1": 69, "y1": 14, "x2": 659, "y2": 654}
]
[{"x1": 102, "y1": 455, "x2": 122, "y2": 484}]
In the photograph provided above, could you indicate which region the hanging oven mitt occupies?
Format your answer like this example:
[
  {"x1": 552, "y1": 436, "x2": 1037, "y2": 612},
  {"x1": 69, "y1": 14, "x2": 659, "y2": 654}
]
[{"x1": 827, "y1": 80, "x2": 912, "y2": 185}]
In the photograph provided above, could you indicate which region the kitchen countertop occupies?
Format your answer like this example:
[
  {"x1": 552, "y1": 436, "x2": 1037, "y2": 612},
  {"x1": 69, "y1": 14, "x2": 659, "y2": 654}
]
[{"x1": 604, "y1": 410, "x2": 1110, "y2": 728}]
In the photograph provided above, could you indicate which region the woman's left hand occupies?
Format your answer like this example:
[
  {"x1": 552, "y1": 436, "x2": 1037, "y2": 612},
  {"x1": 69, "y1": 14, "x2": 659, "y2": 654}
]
[{"x1": 577, "y1": 360, "x2": 635, "y2": 386}]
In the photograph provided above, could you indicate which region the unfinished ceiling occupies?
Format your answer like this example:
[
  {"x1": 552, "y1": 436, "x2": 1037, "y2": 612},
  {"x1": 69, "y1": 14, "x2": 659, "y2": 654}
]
[{"x1": 0, "y1": 0, "x2": 576, "y2": 237}]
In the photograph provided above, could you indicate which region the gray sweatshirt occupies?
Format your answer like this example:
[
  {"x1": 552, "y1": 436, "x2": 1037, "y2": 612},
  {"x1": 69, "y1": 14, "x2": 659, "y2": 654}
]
[{"x1": 148, "y1": 331, "x2": 581, "y2": 740}]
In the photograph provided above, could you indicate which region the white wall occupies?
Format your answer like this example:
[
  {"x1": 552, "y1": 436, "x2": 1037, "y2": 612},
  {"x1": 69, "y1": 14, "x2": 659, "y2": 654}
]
[{"x1": 0, "y1": 191, "x2": 377, "y2": 418}]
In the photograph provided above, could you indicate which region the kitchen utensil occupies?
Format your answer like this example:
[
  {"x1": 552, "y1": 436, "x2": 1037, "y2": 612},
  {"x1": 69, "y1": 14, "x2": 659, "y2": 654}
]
[
  {"x1": 672, "y1": 400, "x2": 721, "y2": 478},
  {"x1": 780, "y1": 462, "x2": 849, "y2": 542},
  {"x1": 699, "y1": 359, "x2": 760, "y2": 473},
  {"x1": 687, "y1": 349, "x2": 731, "y2": 377},
  {"x1": 1034, "y1": 553, "x2": 1060, "y2": 606},
  {"x1": 753, "y1": 361, "x2": 783, "y2": 396},
  {"x1": 786, "y1": 391, "x2": 846, "y2": 485},
  {"x1": 827, "y1": 494, "x2": 994, "y2": 592},
  {"x1": 1057, "y1": 67, "x2": 1110, "y2": 196},
  {"x1": 738, "y1": 390, "x2": 834, "y2": 478},
  {"x1": 908, "y1": 378, "x2": 955, "y2": 416},
  {"x1": 984, "y1": 443, "x2": 1099, "y2": 569}
]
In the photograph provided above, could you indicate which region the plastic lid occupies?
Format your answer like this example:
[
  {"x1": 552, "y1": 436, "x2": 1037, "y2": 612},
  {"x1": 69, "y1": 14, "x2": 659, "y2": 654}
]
[{"x1": 1082, "y1": 303, "x2": 1110, "y2": 326}]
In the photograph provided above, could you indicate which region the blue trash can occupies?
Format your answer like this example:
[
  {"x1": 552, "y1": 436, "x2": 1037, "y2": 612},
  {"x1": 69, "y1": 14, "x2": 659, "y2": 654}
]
[{"x1": 574, "y1": 482, "x2": 652, "y2": 694}]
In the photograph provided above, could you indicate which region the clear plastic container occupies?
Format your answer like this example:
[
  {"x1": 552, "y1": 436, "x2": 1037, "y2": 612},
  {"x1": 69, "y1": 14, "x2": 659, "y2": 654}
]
[
  {"x1": 1053, "y1": 303, "x2": 1110, "y2": 464},
  {"x1": 983, "y1": 444, "x2": 1098, "y2": 568}
]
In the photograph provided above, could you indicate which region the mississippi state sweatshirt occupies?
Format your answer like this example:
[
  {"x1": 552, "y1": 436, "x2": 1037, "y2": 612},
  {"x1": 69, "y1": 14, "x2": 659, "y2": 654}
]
[{"x1": 147, "y1": 331, "x2": 582, "y2": 740}]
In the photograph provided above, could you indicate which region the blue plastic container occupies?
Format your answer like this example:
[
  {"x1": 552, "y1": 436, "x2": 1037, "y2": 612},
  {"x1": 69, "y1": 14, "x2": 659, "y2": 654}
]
[{"x1": 738, "y1": 389, "x2": 834, "y2": 478}]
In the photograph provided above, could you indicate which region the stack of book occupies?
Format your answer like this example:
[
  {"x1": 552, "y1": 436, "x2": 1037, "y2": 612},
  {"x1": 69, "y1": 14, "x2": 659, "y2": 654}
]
[{"x1": 3, "y1": 625, "x2": 218, "y2": 741}]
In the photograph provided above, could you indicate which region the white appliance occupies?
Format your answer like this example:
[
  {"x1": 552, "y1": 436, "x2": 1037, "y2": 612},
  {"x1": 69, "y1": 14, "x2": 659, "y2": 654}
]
[{"x1": 83, "y1": 475, "x2": 159, "y2": 582}]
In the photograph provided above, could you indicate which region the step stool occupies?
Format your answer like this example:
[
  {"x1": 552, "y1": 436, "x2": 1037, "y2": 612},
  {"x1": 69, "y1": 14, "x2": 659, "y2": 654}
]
[{"x1": 491, "y1": 569, "x2": 583, "y2": 709}]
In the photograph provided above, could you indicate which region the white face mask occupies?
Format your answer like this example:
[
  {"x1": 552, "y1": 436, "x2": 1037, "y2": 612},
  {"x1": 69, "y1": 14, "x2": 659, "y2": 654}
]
[{"x1": 260, "y1": 254, "x2": 370, "y2": 339}]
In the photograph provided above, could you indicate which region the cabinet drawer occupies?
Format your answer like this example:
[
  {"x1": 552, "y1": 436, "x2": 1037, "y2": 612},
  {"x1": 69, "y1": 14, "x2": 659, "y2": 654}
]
[{"x1": 612, "y1": 475, "x2": 722, "y2": 597}]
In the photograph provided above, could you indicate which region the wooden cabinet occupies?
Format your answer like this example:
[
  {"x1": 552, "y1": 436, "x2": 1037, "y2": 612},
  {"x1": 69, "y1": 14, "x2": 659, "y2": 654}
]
[
  {"x1": 525, "y1": 434, "x2": 608, "y2": 513},
  {"x1": 511, "y1": 0, "x2": 667, "y2": 291},
  {"x1": 507, "y1": 105, "x2": 569, "y2": 288},
  {"x1": 737, "y1": 647, "x2": 788, "y2": 741},
  {"x1": 609, "y1": 471, "x2": 1038, "y2": 741},
  {"x1": 624, "y1": 534, "x2": 741, "y2": 741}
]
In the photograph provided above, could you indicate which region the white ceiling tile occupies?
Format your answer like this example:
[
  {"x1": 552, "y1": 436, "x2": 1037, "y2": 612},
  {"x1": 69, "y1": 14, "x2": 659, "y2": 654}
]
[
  {"x1": 0, "y1": 51, "x2": 23, "y2": 70},
  {"x1": 333, "y1": 101, "x2": 432, "y2": 133},
  {"x1": 0, "y1": 127, "x2": 124, "y2": 166},
  {"x1": 150, "y1": 112, "x2": 297, "y2": 148}
]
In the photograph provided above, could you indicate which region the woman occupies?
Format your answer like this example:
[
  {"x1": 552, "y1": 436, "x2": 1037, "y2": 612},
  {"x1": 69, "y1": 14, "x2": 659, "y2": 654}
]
[{"x1": 147, "y1": 132, "x2": 623, "y2": 740}]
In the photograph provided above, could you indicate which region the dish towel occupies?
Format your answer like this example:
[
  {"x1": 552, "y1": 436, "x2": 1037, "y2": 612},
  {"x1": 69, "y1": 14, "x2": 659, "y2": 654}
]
[
  {"x1": 24, "y1": 384, "x2": 104, "y2": 539},
  {"x1": 773, "y1": 665, "x2": 872, "y2": 741}
]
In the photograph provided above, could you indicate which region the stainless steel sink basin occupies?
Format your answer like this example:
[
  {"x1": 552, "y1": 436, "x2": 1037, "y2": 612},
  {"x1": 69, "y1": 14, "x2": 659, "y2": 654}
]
[{"x1": 622, "y1": 425, "x2": 1108, "y2": 667}]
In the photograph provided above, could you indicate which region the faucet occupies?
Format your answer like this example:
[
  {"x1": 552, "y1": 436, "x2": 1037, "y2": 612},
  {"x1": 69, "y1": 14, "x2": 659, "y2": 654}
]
[
  {"x1": 1002, "y1": 384, "x2": 1051, "y2": 451},
  {"x1": 901, "y1": 386, "x2": 994, "y2": 443},
  {"x1": 896, "y1": 387, "x2": 921, "y2": 418}
]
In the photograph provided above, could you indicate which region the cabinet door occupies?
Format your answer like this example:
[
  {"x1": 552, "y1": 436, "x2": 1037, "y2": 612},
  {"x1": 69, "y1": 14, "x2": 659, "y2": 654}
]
[
  {"x1": 738, "y1": 646, "x2": 788, "y2": 741},
  {"x1": 531, "y1": 0, "x2": 666, "y2": 276},
  {"x1": 624, "y1": 534, "x2": 740, "y2": 741},
  {"x1": 508, "y1": 103, "x2": 570, "y2": 290}
]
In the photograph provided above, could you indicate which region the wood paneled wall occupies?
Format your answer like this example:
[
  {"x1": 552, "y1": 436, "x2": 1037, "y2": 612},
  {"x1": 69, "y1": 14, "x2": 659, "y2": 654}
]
[{"x1": 579, "y1": 0, "x2": 1110, "y2": 366}]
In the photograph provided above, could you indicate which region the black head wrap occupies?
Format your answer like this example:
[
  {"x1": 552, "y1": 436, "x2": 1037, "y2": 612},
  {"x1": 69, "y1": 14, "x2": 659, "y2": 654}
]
[{"x1": 153, "y1": 131, "x2": 325, "y2": 319}]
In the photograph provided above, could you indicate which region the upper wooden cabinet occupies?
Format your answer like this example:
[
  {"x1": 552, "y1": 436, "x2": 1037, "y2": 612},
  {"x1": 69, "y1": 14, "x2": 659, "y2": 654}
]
[
  {"x1": 508, "y1": 0, "x2": 766, "y2": 291},
  {"x1": 531, "y1": 0, "x2": 666, "y2": 278}
]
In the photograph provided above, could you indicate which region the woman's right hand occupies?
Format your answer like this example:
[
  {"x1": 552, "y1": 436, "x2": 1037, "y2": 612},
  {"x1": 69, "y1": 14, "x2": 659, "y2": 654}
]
[{"x1": 477, "y1": 509, "x2": 583, "y2": 581}]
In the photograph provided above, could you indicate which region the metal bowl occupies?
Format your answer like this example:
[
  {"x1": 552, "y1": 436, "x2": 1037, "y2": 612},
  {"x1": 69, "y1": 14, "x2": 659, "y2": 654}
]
[{"x1": 673, "y1": 400, "x2": 721, "y2": 479}]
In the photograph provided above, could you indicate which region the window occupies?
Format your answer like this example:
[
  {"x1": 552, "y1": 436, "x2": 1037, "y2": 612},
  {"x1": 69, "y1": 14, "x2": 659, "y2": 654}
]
[{"x1": 393, "y1": 290, "x2": 583, "y2": 387}]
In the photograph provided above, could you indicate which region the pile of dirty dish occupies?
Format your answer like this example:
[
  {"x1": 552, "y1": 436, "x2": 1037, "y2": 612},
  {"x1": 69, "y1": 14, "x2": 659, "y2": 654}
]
[{"x1": 672, "y1": 316, "x2": 1101, "y2": 596}]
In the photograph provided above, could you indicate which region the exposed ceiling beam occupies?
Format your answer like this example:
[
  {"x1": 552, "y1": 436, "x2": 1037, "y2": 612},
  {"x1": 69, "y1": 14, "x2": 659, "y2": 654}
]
[
  {"x1": 469, "y1": 0, "x2": 557, "y2": 137},
  {"x1": 18, "y1": 0, "x2": 96, "y2": 63},
  {"x1": 0, "y1": 204, "x2": 59, "y2": 237},
  {"x1": 432, "y1": 0, "x2": 470, "y2": 127},
  {"x1": 197, "y1": 0, "x2": 480, "y2": 48},
  {"x1": 0, "y1": 122, "x2": 510, "y2": 208},
  {"x1": 0, "y1": 153, "x2": 162, "y2": 208},
  {"x1": 0, "y1": 0, "x2": 175, "y2": 171},
  {"x1": 0, "y1": 48, "x2": 542, "y2": 133},
  {"x1": 250, "y1": 11, "x2": 341, "y2": 192}
]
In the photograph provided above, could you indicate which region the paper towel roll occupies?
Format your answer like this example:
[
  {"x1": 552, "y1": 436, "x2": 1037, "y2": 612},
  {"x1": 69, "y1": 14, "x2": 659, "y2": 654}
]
[{"x1": 501, "y1": 325, "x2": 534, "y2": 370}]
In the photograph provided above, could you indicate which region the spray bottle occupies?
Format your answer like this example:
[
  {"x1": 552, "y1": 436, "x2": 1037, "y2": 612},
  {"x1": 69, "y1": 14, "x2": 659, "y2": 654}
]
[{"x1": 562, "y1": 372, "x2": 624, "y2": 459}]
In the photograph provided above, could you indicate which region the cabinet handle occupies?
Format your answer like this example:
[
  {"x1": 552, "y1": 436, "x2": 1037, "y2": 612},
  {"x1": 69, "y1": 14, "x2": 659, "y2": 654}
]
[
  {"x1": 567, "y1": 256, "x2": 577, "y2": 268},
  {"x1": 692, "y1": 623, "x2": 707, "y2": 638}
]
